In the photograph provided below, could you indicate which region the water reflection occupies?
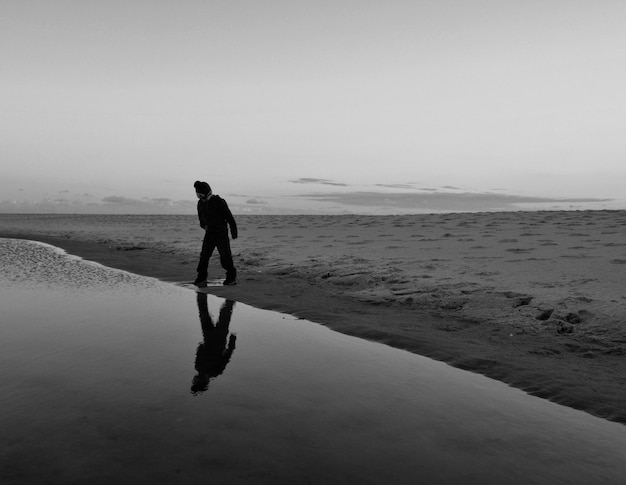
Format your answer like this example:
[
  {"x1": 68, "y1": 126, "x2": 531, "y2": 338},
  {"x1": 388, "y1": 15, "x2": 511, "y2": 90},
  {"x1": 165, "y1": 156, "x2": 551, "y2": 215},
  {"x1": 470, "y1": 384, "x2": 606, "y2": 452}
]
[
  {"x1": 191, "y1": 293, "x2": 236, "y2": 395},
  {"x1": 4, "y1": 238, "x2": 626, "y2": 484}
]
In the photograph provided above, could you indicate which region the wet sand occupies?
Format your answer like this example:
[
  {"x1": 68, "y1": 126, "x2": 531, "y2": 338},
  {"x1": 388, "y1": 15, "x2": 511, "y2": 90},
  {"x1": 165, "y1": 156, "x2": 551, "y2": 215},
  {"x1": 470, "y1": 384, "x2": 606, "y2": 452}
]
[
  {"x1": 3, "y1": 238, "x2": 626, "y2": 484},
  {"x1": 1, "y1": 211, "x2": 625, "y2": 424}
]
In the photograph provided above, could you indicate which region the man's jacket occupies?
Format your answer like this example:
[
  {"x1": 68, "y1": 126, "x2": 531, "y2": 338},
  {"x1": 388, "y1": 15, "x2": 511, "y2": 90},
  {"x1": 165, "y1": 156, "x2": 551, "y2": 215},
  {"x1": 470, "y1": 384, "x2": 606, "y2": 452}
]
[{"x1": 197, "y1": 195, "x2": 238, "y2": 237}]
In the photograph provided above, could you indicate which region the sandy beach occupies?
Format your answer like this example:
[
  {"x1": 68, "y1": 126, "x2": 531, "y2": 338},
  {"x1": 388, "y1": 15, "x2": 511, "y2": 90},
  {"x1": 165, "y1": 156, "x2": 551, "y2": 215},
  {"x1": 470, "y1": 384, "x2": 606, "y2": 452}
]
[{"x1": 1, "y1": 211, "x2": 625, "y2": 424}]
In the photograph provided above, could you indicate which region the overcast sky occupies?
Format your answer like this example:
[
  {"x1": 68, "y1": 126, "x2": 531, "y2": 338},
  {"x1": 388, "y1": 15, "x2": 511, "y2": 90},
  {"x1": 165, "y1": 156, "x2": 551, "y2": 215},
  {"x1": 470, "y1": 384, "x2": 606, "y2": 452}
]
[{"x1": 1, "y1": 1, "x2": 625, "y2": 213}]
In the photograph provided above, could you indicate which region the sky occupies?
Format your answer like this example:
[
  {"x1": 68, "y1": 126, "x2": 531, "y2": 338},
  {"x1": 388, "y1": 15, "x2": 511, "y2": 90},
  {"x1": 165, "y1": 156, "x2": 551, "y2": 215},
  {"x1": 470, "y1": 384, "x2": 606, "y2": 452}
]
[{"x1": 1, "y1": 0, "x2": 625, "y2": 214}]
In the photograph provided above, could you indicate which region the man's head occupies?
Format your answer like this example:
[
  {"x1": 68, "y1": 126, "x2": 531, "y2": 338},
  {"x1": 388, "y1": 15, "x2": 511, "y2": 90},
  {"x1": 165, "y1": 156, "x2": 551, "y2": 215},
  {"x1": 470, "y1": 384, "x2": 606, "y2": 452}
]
[
  {"x1": 194, "y1": 181, "x2": 212, "y2": 199},
  {"x1": 191, "y1": 374, "x2": 209, "y2": 395}
]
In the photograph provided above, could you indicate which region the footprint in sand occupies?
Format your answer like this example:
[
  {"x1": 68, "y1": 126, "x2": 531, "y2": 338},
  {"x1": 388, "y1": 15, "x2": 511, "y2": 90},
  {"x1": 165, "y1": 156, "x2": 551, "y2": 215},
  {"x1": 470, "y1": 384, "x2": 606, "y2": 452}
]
[
  {"x1": 506, "y1": 248, "x2": 534, "y2": 253},
  {"x1": 535, "y1": 309, "x2": 554, "y2": 321}
]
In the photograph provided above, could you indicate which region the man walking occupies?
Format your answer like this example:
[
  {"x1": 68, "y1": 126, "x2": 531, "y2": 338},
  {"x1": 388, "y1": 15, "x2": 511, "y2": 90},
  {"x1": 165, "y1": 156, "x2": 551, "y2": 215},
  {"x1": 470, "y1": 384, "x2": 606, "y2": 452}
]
[{"x1": 193, "y1": 180, "x2": 238, "y2": 286}]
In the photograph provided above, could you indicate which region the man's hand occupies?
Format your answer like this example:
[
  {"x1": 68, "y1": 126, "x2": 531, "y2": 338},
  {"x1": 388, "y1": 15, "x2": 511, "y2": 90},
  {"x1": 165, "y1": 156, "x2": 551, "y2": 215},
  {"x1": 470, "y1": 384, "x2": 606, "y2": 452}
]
[{"x1": 231, "y1": 230, "x2": 238, "y2": 240}]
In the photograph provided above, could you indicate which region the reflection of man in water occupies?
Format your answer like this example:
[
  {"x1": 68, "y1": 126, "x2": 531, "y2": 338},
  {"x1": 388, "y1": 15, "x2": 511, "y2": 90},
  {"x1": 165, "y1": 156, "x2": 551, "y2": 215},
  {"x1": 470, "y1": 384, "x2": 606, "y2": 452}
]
[{"x1": 191, "y1": 293, "x2": 237, "y2": 395}]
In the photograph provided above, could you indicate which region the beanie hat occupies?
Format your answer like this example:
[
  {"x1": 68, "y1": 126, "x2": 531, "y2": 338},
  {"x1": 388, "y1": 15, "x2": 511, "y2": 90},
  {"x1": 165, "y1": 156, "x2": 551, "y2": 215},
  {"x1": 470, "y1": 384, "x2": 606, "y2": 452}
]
[{"x1": 194, "y1": 180, "x2": 212, "y2": 195}]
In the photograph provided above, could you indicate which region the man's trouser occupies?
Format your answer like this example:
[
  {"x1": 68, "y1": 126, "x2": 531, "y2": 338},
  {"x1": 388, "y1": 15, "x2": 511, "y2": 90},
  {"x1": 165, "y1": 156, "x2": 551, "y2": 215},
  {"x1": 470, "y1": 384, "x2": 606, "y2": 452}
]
[{"x1": 197, "y1": 231, "x2": 236, "y2": 281}]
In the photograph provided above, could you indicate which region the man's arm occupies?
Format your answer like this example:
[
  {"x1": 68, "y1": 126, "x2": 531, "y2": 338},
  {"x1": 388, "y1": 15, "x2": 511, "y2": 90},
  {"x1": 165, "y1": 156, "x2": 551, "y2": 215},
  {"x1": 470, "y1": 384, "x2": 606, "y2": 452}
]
[
  {"x1": 222, "y1": 200, "x2": 238, "y2": 239},
  {"x1": 197, "y1": 200, "x2": 205, "y2": 229}
]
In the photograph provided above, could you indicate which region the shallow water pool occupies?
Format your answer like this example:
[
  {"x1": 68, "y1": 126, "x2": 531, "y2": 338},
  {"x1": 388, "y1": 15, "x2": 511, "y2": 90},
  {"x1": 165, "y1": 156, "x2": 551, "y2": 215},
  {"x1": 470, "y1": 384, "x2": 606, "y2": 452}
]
[{"x1": 1, "y1": 238, "x2": 625, "y2": 484}]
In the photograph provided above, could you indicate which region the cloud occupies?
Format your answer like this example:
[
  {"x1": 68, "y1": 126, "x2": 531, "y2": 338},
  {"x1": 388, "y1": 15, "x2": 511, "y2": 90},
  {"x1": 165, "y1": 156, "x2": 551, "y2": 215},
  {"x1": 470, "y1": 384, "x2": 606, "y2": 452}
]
[
  {"x1": 0, "y1": 190, "x2": 615, "y2": 216},
  {"x1": 375, "y1": 183, "x2": 416, "y2": 189},
  {"x1": 290, "y1": 178, "x2": 348, "y2": 187},
  {"x1": 102, "y1": 196, "x2": 147, "y2": 206},
  {"x1": 294, "y1": 191, "x2": 611, "y2": 212},
  {"x1": 0, "y1": 194, "x2": 198, "y2": 214},
  {"x1": 374, "y1": 183, "x2": 465, "y2": 192},
  {"x1": 101, "y1": 196, "x2": 196, "y2": 213},
  {"x1": 0, "y1": 198, "x2": 92, "y2": 214}
]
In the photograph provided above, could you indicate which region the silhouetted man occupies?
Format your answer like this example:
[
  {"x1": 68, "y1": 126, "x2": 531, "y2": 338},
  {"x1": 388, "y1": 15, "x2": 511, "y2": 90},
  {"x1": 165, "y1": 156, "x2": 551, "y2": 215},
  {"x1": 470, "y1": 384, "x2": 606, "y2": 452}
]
[
  {"x1": 191, "y1": 294, "x2": 237, "y2": 395},
  {"x1": 193, "y1": 180, "x2": 238, "y2": 286}
]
